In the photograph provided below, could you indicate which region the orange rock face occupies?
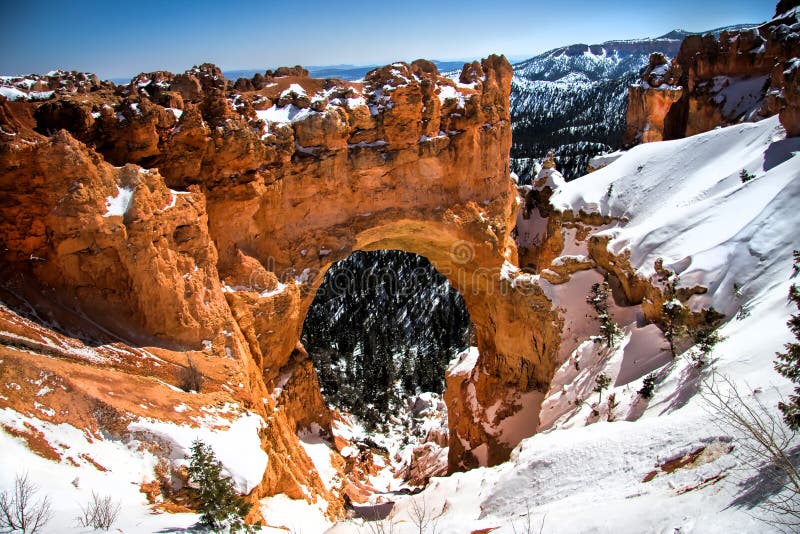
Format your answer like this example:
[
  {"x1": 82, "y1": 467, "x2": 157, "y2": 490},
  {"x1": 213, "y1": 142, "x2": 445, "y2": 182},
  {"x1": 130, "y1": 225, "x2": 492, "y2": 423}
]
[
  {"x1": 624, "y1": 84, "x2": 684, "y2": 145},
  {"x1": 0, "y1": 55, "x2": 562, "y2": 517},
  {"x1": 780, "y1": 58, "x2": 800, "y2": 137},
  {"x1": 625, "y1": 10, "x2": 800, "y2": 144}
]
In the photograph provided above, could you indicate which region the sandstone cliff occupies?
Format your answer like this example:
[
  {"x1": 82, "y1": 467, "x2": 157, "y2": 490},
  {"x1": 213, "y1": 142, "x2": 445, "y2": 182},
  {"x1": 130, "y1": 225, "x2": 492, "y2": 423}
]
[
  {"x1": 624, "y1": 7, "x2": 800, "y2": 144},
  {"x1": 0, "y1": 55, "x2": 562, "y2": 519}
]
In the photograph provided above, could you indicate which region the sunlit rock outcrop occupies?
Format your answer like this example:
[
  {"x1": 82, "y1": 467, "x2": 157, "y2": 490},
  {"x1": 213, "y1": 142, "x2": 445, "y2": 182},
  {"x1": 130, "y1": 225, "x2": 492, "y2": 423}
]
[
  {"x1": 625, "y1": 8, "x2": 800, "y2": 144},
  {"x1": 0, "y1": 54, "x2": 562, "y2": 518}
]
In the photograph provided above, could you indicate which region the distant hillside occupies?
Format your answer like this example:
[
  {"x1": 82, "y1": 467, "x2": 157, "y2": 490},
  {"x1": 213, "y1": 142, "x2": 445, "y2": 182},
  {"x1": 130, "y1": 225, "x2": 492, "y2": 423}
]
[
  {"x1": 224, "y1": 60, "x2": 469, "y2": 83},
  {"x1": 510, "y1": 24, "x2": 758, "y2": 181}
]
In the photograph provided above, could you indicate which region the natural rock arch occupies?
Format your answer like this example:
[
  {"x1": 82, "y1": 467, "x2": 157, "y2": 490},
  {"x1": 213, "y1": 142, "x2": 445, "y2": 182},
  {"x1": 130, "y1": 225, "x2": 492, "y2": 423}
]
[
  {"x1": 204, "y1": 98, "x2": 562, "y2": 471},
  {"x1": 0, "y1": 56, "x2": 561, "y2": 509}
]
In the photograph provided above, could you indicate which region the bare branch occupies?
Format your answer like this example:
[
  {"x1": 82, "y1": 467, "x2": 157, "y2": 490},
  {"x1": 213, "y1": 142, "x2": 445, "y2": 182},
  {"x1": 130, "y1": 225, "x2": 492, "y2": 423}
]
[
  {"x1": 75, "y1": 490, "x2": 121, "y2": 531},
  {"x1": 0, "y1": 473, "x2": 52, "y2": 534},
  {"x1": 700, "y1": 372, "x2": 800, "y2": 529}
]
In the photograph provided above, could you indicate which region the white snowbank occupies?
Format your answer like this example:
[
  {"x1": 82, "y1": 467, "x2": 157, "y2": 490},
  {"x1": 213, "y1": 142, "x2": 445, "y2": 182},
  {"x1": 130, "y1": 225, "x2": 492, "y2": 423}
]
[
  {"x1": 261, "y1": 494, "x2": 331, "y2": 533},
  {"x1": 447, "y1": 346, "x2": 479, "y2": 377},
  {"x1": 280, "y1": 83, "x2": 307, "y2": 99},
  {"x1": 534, "y1": 165, "x2": 566, "y2": 190},
  {"x1": 297, "y1": 424, "x2": 339, "y2": 491},
  {"x1": 0, "y1": 408, "x2": 200, "y2": 533},
  {"x1": 0, "y1": 86, "x2": 29, "y2": 101},
  {"x1": 588, "y1": 150, "x2": 624, "y2": 170},
  {"x1": 256, "y1": 104, "x2": 315, "y2": 124},
  {"x1": 438, "y1": 84, "x2": 468, "y2": 108}
]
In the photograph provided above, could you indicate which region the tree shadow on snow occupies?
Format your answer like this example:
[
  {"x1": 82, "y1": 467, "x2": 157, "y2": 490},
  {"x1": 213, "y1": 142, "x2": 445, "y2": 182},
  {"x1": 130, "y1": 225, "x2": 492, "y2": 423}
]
[
  {"x1": 157, "y1": 525, "x2": 209, "y2": 533},
  {"x1": 726, "y1": 444, "x2": 800, "y2": 511},
  {"x1": 658, "y1": 360, "x2": 710, "y2": 416}
]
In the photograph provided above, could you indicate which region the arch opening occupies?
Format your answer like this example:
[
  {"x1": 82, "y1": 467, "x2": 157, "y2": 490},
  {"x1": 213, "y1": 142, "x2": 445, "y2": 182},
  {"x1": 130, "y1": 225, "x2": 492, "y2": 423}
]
[{"x1": 301, "y1": 249, "x2": 474, "y2": 487}]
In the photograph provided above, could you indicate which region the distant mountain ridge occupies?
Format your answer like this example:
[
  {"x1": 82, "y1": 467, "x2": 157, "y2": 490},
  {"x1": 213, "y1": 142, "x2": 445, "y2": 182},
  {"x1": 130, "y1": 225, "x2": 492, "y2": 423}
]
[
  {"x1": 224, "y1": 60, "x2": 469, "y2": 83},
  {"x1": 510, "y1": 24, "x2": 759, "y2": 181}
]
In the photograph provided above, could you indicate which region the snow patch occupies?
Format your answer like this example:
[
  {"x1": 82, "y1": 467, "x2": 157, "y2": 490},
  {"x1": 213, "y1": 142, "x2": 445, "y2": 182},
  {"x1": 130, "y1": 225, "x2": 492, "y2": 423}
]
[
  {"x1": 448, "y1": 346, "x2": 479, "y2": 377},
  {"x1": 297, "y1": 424, "x2": 339, "y2": 491},
  {"x1": 103, "y1": 186, "x2": 134, "y2": 217}
]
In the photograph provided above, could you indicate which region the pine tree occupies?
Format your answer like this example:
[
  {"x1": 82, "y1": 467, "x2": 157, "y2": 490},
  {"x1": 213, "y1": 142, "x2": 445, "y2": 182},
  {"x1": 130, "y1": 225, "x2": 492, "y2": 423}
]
[
  {"x1": 661, "y1": 272, "x2": 687, "y2": 358},
  {"x1": 689, "y1": 323, "x2": 724, "y2": 368},
  {"x1": 594, "y1": 373, "x2": 612, "y2": 402},
  {"x1": 586, "y1": 278, "x2": 621, "y2": 347},
  {"x1": 399, "y1": 348, "x2": 415, "y2": 392},
  {"x1": 187, "y1": 439, "x2": 253, "y2": 533},
  {"x1": 638, "y1": 373, "x2": 657, "y2": 399},
  {"x1": 302, "y1": 250, "x2": 472, "y2": 423},
  {"x1": 775, "y1": 250, "x2": 800, "y2": 430}
]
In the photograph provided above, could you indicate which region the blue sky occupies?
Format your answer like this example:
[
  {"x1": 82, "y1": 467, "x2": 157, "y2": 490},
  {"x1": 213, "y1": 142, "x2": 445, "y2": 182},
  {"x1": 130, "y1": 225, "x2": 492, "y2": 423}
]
[{"x1": 0, "y1": 0, "x2": 776, "y2": 79}]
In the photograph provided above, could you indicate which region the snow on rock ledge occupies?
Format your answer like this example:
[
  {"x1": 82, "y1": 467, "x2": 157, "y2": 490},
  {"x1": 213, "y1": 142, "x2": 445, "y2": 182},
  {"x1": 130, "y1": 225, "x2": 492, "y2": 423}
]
[{"x1": 447, "y1": 346, "x2": 479, "y2": 378}]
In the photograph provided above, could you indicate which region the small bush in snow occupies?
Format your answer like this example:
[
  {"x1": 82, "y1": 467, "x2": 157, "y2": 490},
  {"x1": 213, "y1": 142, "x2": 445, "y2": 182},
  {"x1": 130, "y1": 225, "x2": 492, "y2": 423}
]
[
  {"x1": 364, "y1": 516, "x2": 399, "y2": 534},
  {"x1": 734, "y1": 283, "x2": 752, "y2": 320},
  {"x1": 606, "y1": 393, "x2": 618, "y2": 422},
  {"x1": 740, "y1": 169, "x2": 755, "y2": 183},
  {"x1": 75, "y1": 491, "x2": 120, "y2": 531},
  {"x1": 0, "y1": 473, "x2": 51, "y2": 534},
  {"x1": 180, "y1": 357, "x2": 204, "y2": 392},
  {"x1": 689, "y1": 325, "x2": 725, "y2": 368},
  {"x1": 586, "y1": 278, "x2": 621, "y2": 347},
  {"x1": 660, "y1": 272, "x2": 687, "y2": 358},
  {"x1": 638, "y1": 373, "x2": 657, "y2": 399},
  {"x1": 408, "y1": 496, "x2": 442, "y2": 534},
  {"x1": 776, "y1": 250, "x2": 800, "y2": 430},
  {"x1": 594, "y1": 373, "x2": 612, "y2": 402},
  {"x1": 736, "y1": 303, "x2": 752, "y2": 321},
  {"x1": 187, "y1": 439, "x2": 255, "y2": 533},
  {"x1": 508, "y1": 500, "x2": 545, "y2": 534}
]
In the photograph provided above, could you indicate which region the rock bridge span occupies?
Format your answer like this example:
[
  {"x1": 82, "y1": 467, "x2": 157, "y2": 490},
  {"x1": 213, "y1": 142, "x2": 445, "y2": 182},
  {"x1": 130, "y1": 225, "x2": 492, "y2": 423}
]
[{"x1": 0, "y1": 56, "x2": 560, "y2": 510}]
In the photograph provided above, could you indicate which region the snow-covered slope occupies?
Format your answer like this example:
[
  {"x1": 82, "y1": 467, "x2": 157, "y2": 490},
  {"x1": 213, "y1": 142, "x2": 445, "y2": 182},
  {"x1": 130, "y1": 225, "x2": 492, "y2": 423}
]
[
  {"x1": 0, "y1": 406, "x2": 268, "y2": 532},
  {"x1": 551, "y1": 115, "x2": 800, "y2": 317},
  {"x1": 324, "y1": 115, "x2": 800, "y2": 533}
]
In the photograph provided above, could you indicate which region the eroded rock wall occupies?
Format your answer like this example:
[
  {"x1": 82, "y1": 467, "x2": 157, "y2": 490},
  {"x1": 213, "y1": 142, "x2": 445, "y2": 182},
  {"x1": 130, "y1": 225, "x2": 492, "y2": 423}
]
[
  {"x1": 624, "y1": 8, "x2": 800, "y2": 144},
  {"x1": 0, "y1": 54, "x2": 561, "y2": 515}
]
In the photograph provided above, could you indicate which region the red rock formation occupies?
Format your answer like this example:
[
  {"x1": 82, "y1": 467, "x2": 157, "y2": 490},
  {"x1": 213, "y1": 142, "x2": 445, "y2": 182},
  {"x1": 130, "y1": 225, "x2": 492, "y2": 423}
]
[
  {"x1": 625, "y1": 5, "x2": 800, "y2": 144},
  {"x1": 780, "y1": 58, "x2": 800, "y2": 136},
  {"x1": 0, "y1": 70, "x2": 104, "y2": 99},
  {"x1": 624, "y1": 53, "x2": 685, "y2": 144},
  {"x1": 0, "y1": 55, "x2": 561, "y2": 518}
]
